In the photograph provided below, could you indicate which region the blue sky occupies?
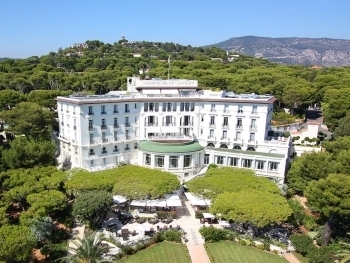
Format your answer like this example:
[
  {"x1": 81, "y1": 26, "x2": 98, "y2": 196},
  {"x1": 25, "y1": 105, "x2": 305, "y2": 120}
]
[{"x1": 0, "y1": 0, "x2": 349, "y2": 58}]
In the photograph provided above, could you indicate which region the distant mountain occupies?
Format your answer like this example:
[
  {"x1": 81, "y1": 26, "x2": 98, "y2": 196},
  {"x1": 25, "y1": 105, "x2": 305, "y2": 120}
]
[{"x1": 210, "y1": 36, "x2": 350, "y2": 66}]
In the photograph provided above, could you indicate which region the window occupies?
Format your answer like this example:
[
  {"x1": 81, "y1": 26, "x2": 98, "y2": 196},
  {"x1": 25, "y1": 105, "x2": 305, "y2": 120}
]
[
  {"x1": 236, "y1": 118, "x2": 242, "y2": 128},
  {"x1": 196, "y1": 153, "x2": 201, "y2": 164},
  {"x1": 88, "y1": 120, "x2": 93, "y2": 130},
  {"x1": 224, "y1": 104, "x2": 229, "y2": 112},
  {"x1": 222, "y1": 130, "x2": 227, "y2": 139},
  {"x1": 113, "y1": 104, "x2": 118, "y2": 113},
  {"x1": 185, "y1": 102, "x2": 190, "y2": 111},
  {"x1": 256, "y1": 160, "x2": 265, "y2": 170},
  {"x1": 155, "y1": 155, "x2": 164, "y2": 167},
  {"x1": 238, "y1": 105, "x2": 243, "y2": 113},
  {"x1": 204, "y1": 154, "x2": 210, "y2": 164},
  {"x1": 89, "y1": 149, "x2": 95, "y2": 155},
  {"x1": 125, "y1": 143, "x2": 130, "y2": 150},
  {"x1": 201, "y1": 115, "x2": 204, "y2": 122},
  {"x1": 115, "y1": 156, "x2": 118, "y2": 164},
  {"x1": 125, "y1": 117, "x2": 129, "y2": 127},
  {"x1": 215, "y1": 155, "x2": 225, "y2": 165},
  {"x1": 172, "y1": 102, "x2": 177, "y2": 112},
  {"x1": 125, "y1": 104, "x2": 129, "y2": 112},
  {"x1": 134, "y1": 142, "x2": 138, "y2": 149},
  {"x1": 101, "y1": 105, "x2": 106, "y2": 114},
  {"x1": 103, "y1": 158, "x2": 107, "y2": 166},
  {"x1": 249, "y1": 133, "x2": 255, "y2": 142},
  {"x1": 90, "y1": 160, "x2": 94, "y2": 167},
  {"x1": 89, "y1": 134, "x2": 94, "y2": 144},
  {"x1": 235, "y1": 131, "x2": 241, "y2": 141},
  {"x1": 223, "y1": 117, "x2": 228, "y2": 126},
  {"x1": 102, "y1": 133, "x2": 106, "y2": 141},
  {"x1": 252, "y1": 105, "x2": 258, "y2": 113},
  {"x1": 135, "y1": 103, "x2": 137, "y2": 109},
  {"x1": 184, "y1": 155, "x2": 191, "y2": 167},
  {"x1": 113, "y1": 145, "x2": 119, "y2": 152},
  {"x1": 144, "y1": 103, "x2": 148, "y2": 112},
  {"x1": 125, "y1": 130, "x2": 129, "y2": 139},
  {"x1": 200, "y1": 128, "x2": 203, "y2": 135},
  {"x1": 250, "y1": 119, "x2": 257, "y2": 129},
  {"x1": 201, "y1": 103, "x2": 204, "y2": 108},
  {"x1": 191, "y1": 102, "x2": 195, "y2": 111},
  {"x1": 144, "y1": 154, "x2": 151, "y2": 165},
  {"x1": 210, "y1": 116, "x2": 215, "y2": 126},
  {"x1": 170, "y1": 156, "x2": 179, "y2": 168},
  {"x1": 114, "y1": 118, "x2": 118, "y2": 127},
  {"x1": 269, "y1": 162, "x2": 279, "y2": 171},
  {"x1": 88, "y1": 106, "x2": 93, "y2": 115},
  {"x1": 102, "y1": 147, "x2": 107, "y2": 154},
  {"x1": 211, "y1": 104, "x2": 215, "y2": 112},
  {"x1": 209, "y1": 129, "x2": 214, "y2": 138},
  {"x1": 242, "y1": 159, "x2": 252, "y2": 168},
  {"x1": 102, "y1": 119, "x2": 106, "y2": 126},
  {"x1": 228, "y1": 157, "x2": 238, "y2": 166},
  {"x1": 180, "y1": 103, "x2": 185, "y2": 112}
]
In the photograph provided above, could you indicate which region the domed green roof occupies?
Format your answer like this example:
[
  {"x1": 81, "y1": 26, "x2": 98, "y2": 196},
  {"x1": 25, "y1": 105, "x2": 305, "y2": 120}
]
[{"x1": 139, "y1": 140, "x2": 203, "y2": 153}]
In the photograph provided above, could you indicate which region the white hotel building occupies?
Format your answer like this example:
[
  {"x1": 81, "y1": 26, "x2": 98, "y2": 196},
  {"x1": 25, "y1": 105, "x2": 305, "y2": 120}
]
[{"x1": 56, "y1": 77, "x2": 291, "y2": 185}]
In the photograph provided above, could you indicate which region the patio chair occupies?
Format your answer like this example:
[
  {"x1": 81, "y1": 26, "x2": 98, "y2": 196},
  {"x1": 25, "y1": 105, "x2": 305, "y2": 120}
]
[{"x1": 176, "y1": 225, "x2": 181, "y2": 230}]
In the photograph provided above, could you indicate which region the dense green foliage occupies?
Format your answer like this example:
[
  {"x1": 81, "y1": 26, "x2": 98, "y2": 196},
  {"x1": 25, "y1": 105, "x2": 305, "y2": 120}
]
[
  {"x1": 187, "y1": 167, "x2": 280, "y2": 199},
  {"x1": 199, "y1": 226, "x2": 228, "y2": 242},
  {"x1": 0, "y1": 225, "x2": 36, "y2": 262},
  {"x1": 290, "y1": 234, "x2": 313, "y2": 256},
  {"x1": 66, "y1": 165, "x2": 180, "y2": 199},
  {"x1": 72, "y1": 190, "x2": 113, "y2": 228},
  {"x1": 211, "y1": 190, "x2": 292, "y2": 227}
]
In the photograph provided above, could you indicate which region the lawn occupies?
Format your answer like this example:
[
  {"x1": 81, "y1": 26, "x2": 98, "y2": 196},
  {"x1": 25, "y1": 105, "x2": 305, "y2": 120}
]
[
  {"x1": 205, "y1": 241, "x2": 289, "y2": 263},
  {"x1": 117, "y1": 242, "x2": 190, "y2": 263},
  {"x1": 292, "y1": 251, "x2": 310, "y2": 263}
]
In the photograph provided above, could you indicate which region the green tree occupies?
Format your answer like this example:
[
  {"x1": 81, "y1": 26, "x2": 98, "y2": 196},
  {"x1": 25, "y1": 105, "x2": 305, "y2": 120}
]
[
  {"x1": 210, "y1": 190, "x2": 292, "y2": 228},
  {"x1": 0, "y1": 90, "x2": 25, "y2": 110},
  {"x1": 1, "y1": 102, "x2": 54, "y2": 141},
  {"x1": 305, "y1": 174, "x2": 350, "y2": 246},
  {"x1": 333, "y1": 112, "x2": 350, "y2": 138},
  {"x1": 27, "y1": 190, "x2": 66, "y2": 217},
  {"x1": 0, "y1": 225, "x2": 36, "y2": 263},
  {"x1": 72, "y1": 190, "x2": 112, "y2": 228},
  {"x1": 336, "y1": 241, "x2": 350, "y2": 263},
  {"x1": 290, "y1": 234, "x2": 313, "y2": 256},
  {"x1": 2, "y1": 137, "x2": 57, "y2": 169},
  {"x1": 60, "y1": 231, "x2": 113, "y2": 263}
]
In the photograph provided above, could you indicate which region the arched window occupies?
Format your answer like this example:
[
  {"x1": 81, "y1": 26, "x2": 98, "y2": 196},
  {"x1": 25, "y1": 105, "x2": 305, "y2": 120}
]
[
  {"x1": 247, "y1": 146, "x2": 255, "y2": 151},
  {"x1": 207, "y1": 143, "x2": 215, "y2": 147},
  {"x1": 233, "y1": 145, "x2": 241, "y2": 150},
  {"x1": 220, "y1": 144, "x2": 228, "y2": 148}
]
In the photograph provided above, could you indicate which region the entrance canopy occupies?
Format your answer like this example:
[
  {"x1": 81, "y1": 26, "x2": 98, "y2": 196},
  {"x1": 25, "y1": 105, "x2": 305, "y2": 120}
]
[
  {"x1": 130, "y1": 200, "x2": 147, "y2": 207},
  {"x1": 165, "y1": 194, "x2": 182, "y2": 207},
  {"x1": 185, "y1": 192, "x2": 211, "y2": 206},
  {"x1": 113, "y1": 195, "x2": 128, "y2": 204}
]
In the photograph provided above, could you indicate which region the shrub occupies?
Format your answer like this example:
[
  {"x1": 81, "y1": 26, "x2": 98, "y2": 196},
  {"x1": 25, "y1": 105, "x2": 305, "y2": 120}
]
[
  {"x1": 121, "y1": 245, "x2": 134, "y2": 256},
  {"x1": 239, "y1": 239, "x2": 246, "y2": 246},
  {"x1": 199, "y1": 226, "x2": 227, "y2": 242},
  {"x1": 195, "y1": 211, "x2": 204, "y2": 219},
  {"x1": 208, "y1": 164, "x2": 217, "y2": 170},
  {"x1": 152, "y1": 233, "x2": 164, "y2": 243},
  {"x1": 284, "y1": 131, "x2": 290, "y2": 138},
  {"x1": 263, "y1": 242, "x2": 270, "y2": 251},
  {"x1": 162, "y1": 230, "x2": 182, "y2": 243},
  {"x1": 290, "y1": 234, "x2": 313, "y2": 256},
  {"x1": 302, "y1": 214, "x2": 318, "y2": 230},
  {"x1": 256, "y1": 243, "x2": 264, "y2": 250}
]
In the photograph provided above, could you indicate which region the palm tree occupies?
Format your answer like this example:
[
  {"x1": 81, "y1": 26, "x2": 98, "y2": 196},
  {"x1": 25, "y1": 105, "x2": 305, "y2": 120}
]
[
  {"x1": 337, "y1": 241, "x2": 350, "y2": 263},
  {"x1": 61, "y1": 231, "x2": 114, "y2": 263}
]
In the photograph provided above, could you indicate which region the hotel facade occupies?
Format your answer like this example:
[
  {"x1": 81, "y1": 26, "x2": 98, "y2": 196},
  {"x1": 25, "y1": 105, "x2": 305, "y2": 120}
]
[{"x1": 56, "y1": 77, "x2": 291, "y2": 185}]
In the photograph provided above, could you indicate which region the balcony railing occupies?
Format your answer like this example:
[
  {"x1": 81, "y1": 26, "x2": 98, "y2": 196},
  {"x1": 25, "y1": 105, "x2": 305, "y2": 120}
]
[
  {"x1": 148, "y1": 135, "x2": 192, "y2": 141},
  {"x1": 209, "y1": 123, "x2": 215, "y2": 128},
  {"x1": 73, "y1": 125, "x2": 77, "y2": 130},
  {"x1": 101, "y1": 150, "x2": 108, "y2": 154},
  {"x1": 146, "y1": 122, "x2": 158, "y2": 127},
  {"x1": 251, "y1": 110, "x2": 258, "y2": 114},
  {"x1": 101, "y1": 125, "x2": 108, "y2": 130},
  {"x1": 222, "y1": 124, "x2": 229, "y2": 129},
  {"x1": 101, "y1": 111, "x2": 107, "y2": 114},
  {"x1": 125, "y1": 123, "x2": 131, "y2": 127},
  {"x1": 113, "y1": 148, "x2": 119, "y2": 153},
  {"x1": 113, "y1": 137, "x2": 119, "y2": 142},
  {"x1": 210, "y1": 109, "x2": 216, "y2": 112},
  {"x1": 113, "y1": 110, "x2": 119, "y2": 113},
  {"x1": 249, "y1": 125, "x2": 257, "y2": 131},
  {"x1": 113, "y1": 124, "x2": 120, "y2": 129},
  {"x1": 88, "y1": 112, "x2": 94, "y2": 115},
  {"x1": 181, "y1": 122, "x2": 193, "y2": 126},
  {"x1": 162, "y1": 122, "x2": 174, "y2": 126},
  {"x1": 207, "y1": 135, "x2": 215, "y2": 139},
  {"x1": 235, "y1": 125, "x2": 243, "y2": 130},
  {"x1": 237, "y1": 109, "x2": 243, "y2": 113},
  {"x1": 221, "y1": 137, "x2": 228, "y2": 140},
  {"x1": 102, "y1": 139, "x2": 108, "y2": 143},
  {"x1": 233, "y1": 138, "x2": 241, "y2": 142},
  {"x1": 125, "y1": 136, "x2": 131, "y2": 140},
  {"x1": 88, "y1": 126, "x2": 95, "y2": 131},
  {"x1": 124, "y1": 147, "x2": 131, "y2": 151},
  {"x1": 125, "y1": 109, "x2": 130, "y2": 113},
  {"x1": 89, "y1": 140, "x2": 96, "y2": 145},
  {"x1": 89, "y1": 152, "x2": 95, "y2": 156}
]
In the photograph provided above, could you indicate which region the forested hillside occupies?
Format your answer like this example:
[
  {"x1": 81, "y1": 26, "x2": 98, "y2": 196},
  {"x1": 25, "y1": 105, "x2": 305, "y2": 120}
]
[{"x1": 1, "y1": 38, "x2": 350, "y2": 129}]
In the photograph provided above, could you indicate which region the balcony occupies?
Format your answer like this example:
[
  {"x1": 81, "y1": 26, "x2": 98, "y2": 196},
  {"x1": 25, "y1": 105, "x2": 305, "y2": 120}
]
[
  {"x1": 181, "y1": 122, "x2": 193, "y2": 126},
  {"x1": 209, "y1": 123, "x2": 215, "y2": 128},
  {"x1": 88, "y1": 112, "x2": 94, "y2": 115},
  {"x1": 249, "y1": 125, "x2": 257, "y2": 131},
  {"x1": 101, "y1": 150, "x2": 108, "y2": 155},
  {"x1": 210, "y1": 108, "x2": 216, "y2": 112},
  {"x1": 89, "y1": 140, "x2": 96, "y2": 145},
  {"x1": 125, "y1": 123, "x2": 131, "y2": 127},
  {"x1": 222, "y1": 124, "x2": 229, "y2": 129},
  {"x1": 88, "y1": 126, "x2": 96, "y2": 131},
  {"x1": 237, "y1": 109, "x2": 243, "y2": 113},
  {"x1": 113, "y1": 124, "x2": 120, "y2": 129},
  {"x1": 73, "y1": 125, "x2": 77, "y2": 130},
  {"x1": 125, "y1": 109, "x2": 130, "y2": 113},
  {"x1": 124, "y1": 147, "x2": 131, "y2": 151},
  {"x1": 125, "y1": 136, "x2": 132, "y2": 140},
  {"x1": 251, "y1": 110, "x2": 258, "y2": 115},
  {"x1": 101, "y1": 125, "x2": 108, "y2": 130},
  {"x1": 113, "y1": 148, "x2": 119, "y2": 153},
  {"x1": 61, "y1": 122, "x2": 64, "y2": 126},
  {"x1": 59, "y1": 135, "x2": 68, "y2": 142},
  {"x1": 235, "y1": 125, "x2": 243, "y2": 130},
  {"x1": 113, "y1": 110, "x2": 119, "y2": 113},
  {"x1": 146, "y1": 122, "x2": 158, "y2": 127},
  {"x1": 113, "y1": 137, "x2": 119, "y2": 142},
  {"x1": 221, "y1": 137, "x2": 228, "y2": 141},
  {"x1": 207, "y1": 136, "x2": 215, "y2": 140},
  {"x1": 162, "y1": 122, "x2": 174, "y2": 126},
  {"x1": 233, "y1": 138, "x2": 241, "y2": 142},
  {"x1": 89, "y1": 152, "x2": 95, "y2": 156},
  {"x1": 148, "y1": 135, "x2": 192, "y2": 141},
  {"x1": 101, "y1": 111, "x2": 107, "y2": 114},
  {"x1": 102, "y1": 139, "x2": 109, "y2": 143}
]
